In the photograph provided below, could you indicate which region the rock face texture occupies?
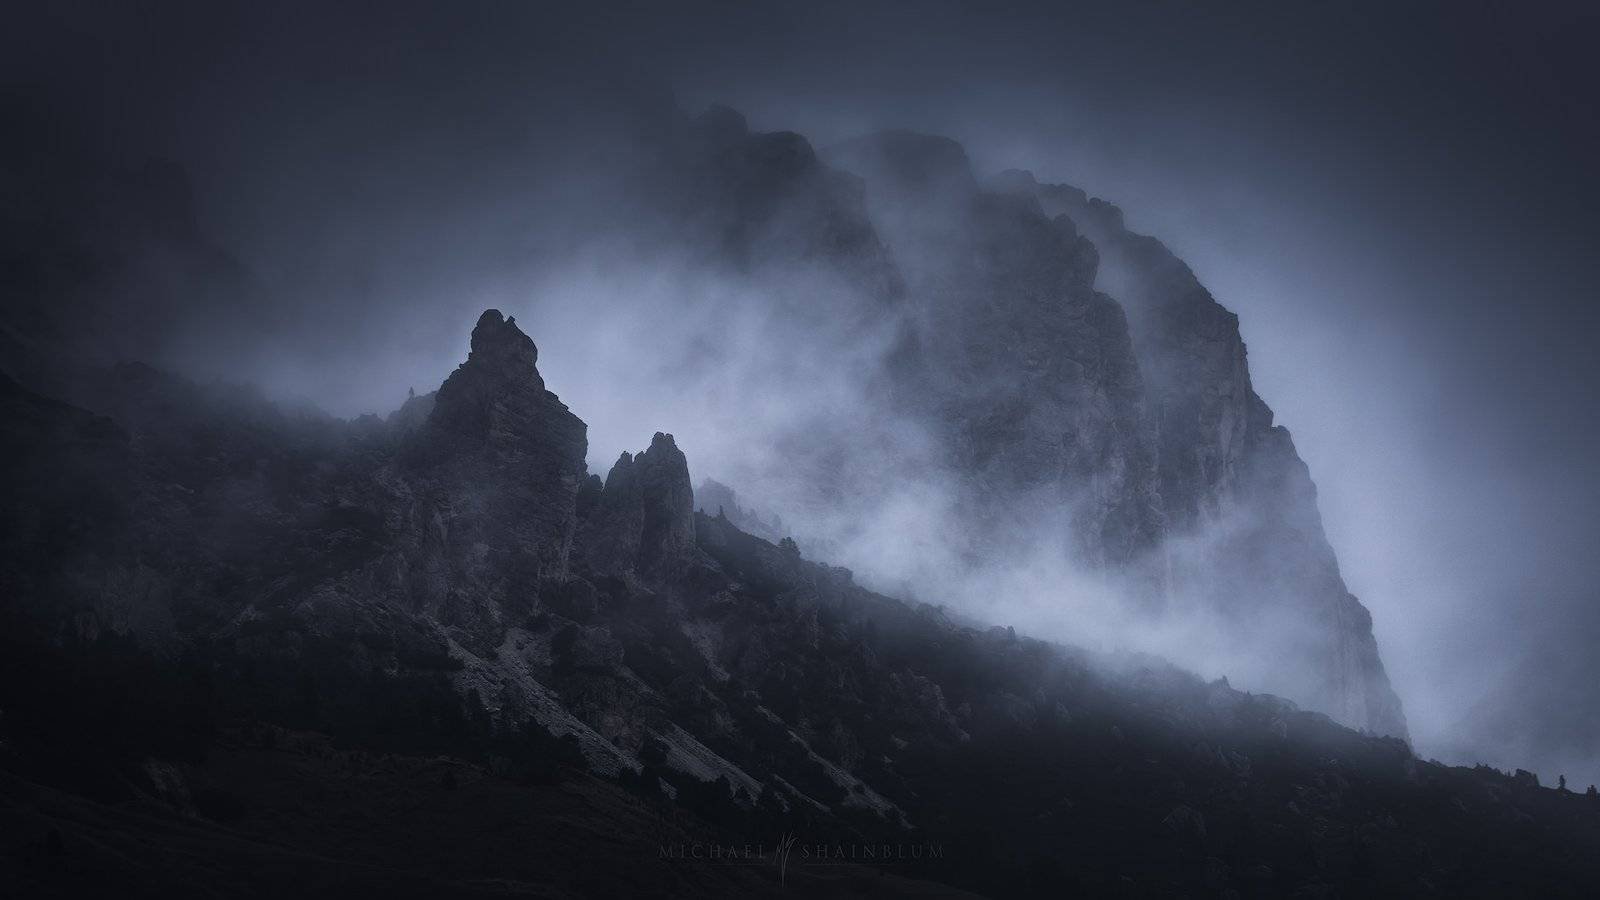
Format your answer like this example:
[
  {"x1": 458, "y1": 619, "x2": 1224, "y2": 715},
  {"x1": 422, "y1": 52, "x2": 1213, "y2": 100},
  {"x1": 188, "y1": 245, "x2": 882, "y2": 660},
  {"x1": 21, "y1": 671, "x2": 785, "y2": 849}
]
[
  {"x1": 1013, "y1": 171, "x2": 1407, "y2": 738},
  {"x1": 582, "y1": 433, "x2": 696, "y2": 579},
  {"x1": 816, "y1": 135, "x2": 1404, "y2": 737},
  {"x1": 828, "y1": 134, "x2": 1163, "y2": 572},
  {"x1": 406, "y1": 309, "x2": 590, "y2": 614}
]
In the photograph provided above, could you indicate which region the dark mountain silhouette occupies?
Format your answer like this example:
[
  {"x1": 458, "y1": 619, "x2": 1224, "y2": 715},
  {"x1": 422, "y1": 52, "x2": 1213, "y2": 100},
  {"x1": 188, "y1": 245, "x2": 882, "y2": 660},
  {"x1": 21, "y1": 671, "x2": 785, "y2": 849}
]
[{"x1": 3, "y1": 309, "x2": 1598, "y2": 897}]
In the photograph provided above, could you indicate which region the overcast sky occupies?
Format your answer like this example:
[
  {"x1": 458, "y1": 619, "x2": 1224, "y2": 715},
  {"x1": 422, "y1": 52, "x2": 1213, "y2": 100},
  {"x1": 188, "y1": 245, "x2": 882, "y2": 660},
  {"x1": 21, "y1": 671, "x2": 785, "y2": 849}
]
[{"x1": 7, "y1": 0, "x2": 1598, "y2": 785}]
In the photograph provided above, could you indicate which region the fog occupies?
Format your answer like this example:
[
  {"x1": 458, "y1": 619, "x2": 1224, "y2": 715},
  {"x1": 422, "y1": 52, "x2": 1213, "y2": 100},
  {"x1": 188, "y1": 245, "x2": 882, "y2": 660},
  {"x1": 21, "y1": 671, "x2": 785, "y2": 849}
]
[{"x1": 5, "y1": 1, "x2": 1598, "y2": 788}]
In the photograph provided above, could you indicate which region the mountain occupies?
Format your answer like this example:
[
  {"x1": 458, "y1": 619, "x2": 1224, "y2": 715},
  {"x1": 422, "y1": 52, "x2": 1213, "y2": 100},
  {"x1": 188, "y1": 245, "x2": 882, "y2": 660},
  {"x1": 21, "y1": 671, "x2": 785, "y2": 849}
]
[
  {"x1": 3, "y1": 310, "x2": 1599, "y2": 897},
  {"x1": 1011, "y1": 169, "x2": 1404, "y2": 738},
  {"x1": 1, "y1": 98, "x2": 1401, "y2": 741},
  {"x1": 806, "y1": 130, "x2": 1403, "y2": 738},
  {"x1": 574, "y1": 112, "x2": 1406, "y2": 740}
]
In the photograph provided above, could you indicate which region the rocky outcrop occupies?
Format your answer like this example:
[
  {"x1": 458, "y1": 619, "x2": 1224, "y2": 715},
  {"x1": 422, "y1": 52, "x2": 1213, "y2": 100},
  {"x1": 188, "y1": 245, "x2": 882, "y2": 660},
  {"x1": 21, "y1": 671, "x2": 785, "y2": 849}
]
[
  {"x1": 633, "y1": 434, "x2": 696, "y2": 571},
  {"x1": 407, "y1": 308, "x2": 589, "y2": 597},
  {"x1": 826, "y1": 134, "x2": 1164, "y2": 570},
  {"x1": 809, "y1": 143, "x2": 1404, "y2": 737},
  {"x1": 997, "y1": 169, "x2": 1406, "y2": 737},
  {"x1": 582, "y1": 433, "x2": 696, "y2": 579}
]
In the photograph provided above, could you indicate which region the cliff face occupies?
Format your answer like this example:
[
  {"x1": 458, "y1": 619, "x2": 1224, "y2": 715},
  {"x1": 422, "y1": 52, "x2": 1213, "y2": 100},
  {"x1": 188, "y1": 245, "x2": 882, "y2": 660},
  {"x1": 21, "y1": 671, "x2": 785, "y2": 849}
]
[
  {"x1": 1017, "y1": 174, "x2": 1406, "y2": 738},
  {"x1": 588, "y1": 116, "x2": 1405, "y2": 738},
  {"x1": 827, "y1": 135, "x2": 1163, "y2": 572},
  {"x1": 814, "y1": 136, "x2": 1404, "y2": 738},
  {"x1": 582, "y1": 432, "x2": 697, "y2": 579}
]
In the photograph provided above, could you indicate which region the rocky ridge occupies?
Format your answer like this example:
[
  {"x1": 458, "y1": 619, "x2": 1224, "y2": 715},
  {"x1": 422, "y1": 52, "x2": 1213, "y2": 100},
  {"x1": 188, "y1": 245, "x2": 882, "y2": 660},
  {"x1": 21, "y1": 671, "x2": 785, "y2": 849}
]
[{"x1": 3, "y1": 311, "x2": 1597, "y2": 897}]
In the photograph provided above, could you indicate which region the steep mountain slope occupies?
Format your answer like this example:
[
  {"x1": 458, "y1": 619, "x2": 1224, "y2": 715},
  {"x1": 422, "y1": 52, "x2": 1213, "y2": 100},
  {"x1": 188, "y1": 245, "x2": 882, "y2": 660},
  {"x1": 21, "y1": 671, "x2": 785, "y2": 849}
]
[
  {"x1": 1008, "y1": 170, "x2": 1406, "y2": 737},
  {"x1": 3, "y1": 311, "x2": 1597, "y2": 897},
  {"x1": 812, "y1": 133, "x2": 1403, "y2": 738}
]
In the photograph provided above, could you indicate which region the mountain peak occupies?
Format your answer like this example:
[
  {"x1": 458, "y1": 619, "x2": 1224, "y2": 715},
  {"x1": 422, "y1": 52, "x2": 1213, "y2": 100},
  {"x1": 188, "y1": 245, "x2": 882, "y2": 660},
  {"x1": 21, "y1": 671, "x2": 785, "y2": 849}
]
[
  {"x1": 438, "y1": 308, "x2": 547, "y2": 410},
  {"x1": 467, "y1": 308, "x2": 539, "y2": 379},
  {"x1": 582, "y1": 431, "x2": 695, "y2": 578},
  {"x1": 422, "y1": 308, "x2": 576, "y2": 455}
]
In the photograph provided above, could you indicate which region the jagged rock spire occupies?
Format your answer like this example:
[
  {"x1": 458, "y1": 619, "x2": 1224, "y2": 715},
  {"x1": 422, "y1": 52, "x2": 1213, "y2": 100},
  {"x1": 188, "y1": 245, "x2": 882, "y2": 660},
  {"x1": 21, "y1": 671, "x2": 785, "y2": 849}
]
[
  {"x1": 405, "y1": 310, "x2": 589, "y2": 620},
  {"x1": 464, "y1": 309, "x2": 543, "y2": 388},
  {"x1": 582, "y1": 432, "x2": 695, "y2": 578},
  {"x1": 428, "y1": 309, "x2": 559, "y2": 442}
]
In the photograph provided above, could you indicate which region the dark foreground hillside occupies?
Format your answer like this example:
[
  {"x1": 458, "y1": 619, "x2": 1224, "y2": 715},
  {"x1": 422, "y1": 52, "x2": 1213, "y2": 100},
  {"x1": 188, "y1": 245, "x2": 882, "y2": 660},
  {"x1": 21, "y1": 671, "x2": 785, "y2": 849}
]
[{"x1": 3, "y1": 314, "x2": 1599, "y2": 898}]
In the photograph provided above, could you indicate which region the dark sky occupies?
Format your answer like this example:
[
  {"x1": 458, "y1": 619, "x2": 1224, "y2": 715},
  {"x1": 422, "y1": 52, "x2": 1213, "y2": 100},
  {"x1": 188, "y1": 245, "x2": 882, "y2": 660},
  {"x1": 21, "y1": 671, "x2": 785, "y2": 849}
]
[{"x1": 6, "y1": 1, "x2": 1598, "y2": 784}]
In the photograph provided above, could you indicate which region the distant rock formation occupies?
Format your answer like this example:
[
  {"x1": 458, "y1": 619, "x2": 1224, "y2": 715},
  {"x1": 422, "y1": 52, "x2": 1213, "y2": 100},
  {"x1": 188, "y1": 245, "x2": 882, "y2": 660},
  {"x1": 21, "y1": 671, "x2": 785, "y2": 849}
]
[
  {"x1": 819, "y1": 135, "x2": 1404, "y2": 738},
  {"x1": 1011, "y1": 171, "x2": 1406, "y2": 738},
  {"x1": 695, "y1": 478, "x2": 786, "y2": 543},
  {"x1": 583, "y1": 433, "x2": 696, "y2": 579},
  {"x1": 400, "y1": 309, "x2": 589, "y2": 638},
  {"x1": 828, "y1": 133, "x2": 1163, "y2": 573},
  {"x1": 1, "y1": 104, "x2": 1408, "y2": 745}
]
